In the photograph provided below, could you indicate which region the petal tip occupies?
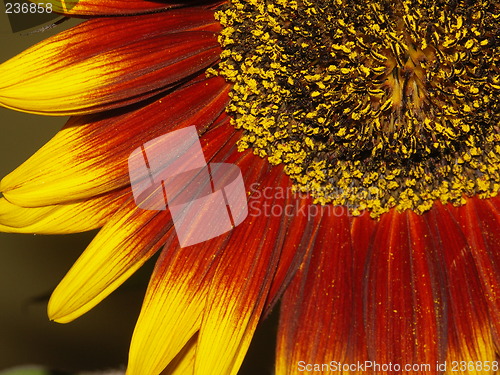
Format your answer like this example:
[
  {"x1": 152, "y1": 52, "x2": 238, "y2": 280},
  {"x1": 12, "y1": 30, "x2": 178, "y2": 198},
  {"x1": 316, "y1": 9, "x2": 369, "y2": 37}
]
[{"x1": 47, "y1": 292, "x2": 81, "y2": 324}]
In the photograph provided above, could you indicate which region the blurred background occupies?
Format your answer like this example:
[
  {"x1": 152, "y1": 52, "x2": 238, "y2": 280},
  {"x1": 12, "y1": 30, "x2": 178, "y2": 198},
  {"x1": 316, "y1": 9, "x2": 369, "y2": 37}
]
[{"x1": 0, "y1": 3, "x2": 276, "y2": 374}]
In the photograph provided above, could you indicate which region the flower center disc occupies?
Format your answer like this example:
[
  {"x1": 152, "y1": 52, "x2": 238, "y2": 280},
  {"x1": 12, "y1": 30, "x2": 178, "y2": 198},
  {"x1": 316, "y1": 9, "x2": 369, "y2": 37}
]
[{"x1": 216, "y1": 0, "x2": 500, "y2": 216}]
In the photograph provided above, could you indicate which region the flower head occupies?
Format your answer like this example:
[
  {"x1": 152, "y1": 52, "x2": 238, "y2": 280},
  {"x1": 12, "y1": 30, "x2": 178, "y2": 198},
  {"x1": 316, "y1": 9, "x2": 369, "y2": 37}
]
[{"x1": 217, "y1": 0, "x2": 500, "y2": 216}]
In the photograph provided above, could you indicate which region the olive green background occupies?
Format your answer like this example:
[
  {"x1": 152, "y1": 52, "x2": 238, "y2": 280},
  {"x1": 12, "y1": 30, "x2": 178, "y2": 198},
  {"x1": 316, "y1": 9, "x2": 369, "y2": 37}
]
[{"x1": 0, "y1": 6, "x2": 276, "y2": 374}]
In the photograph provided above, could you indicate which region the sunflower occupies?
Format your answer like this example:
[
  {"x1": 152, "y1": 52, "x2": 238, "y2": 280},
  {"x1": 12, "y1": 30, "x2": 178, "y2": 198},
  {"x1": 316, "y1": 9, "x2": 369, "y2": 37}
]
[{"x1": 0, "y1": 0, "x2": 499, "y2": 374}]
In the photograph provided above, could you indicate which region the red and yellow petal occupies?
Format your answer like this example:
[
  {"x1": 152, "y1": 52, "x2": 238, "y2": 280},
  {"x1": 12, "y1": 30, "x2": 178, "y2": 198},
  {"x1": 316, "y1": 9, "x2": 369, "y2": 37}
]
[
  {"x1": 127, "y1": 229, "x2": 228, "y2": 375},
  {"x1": 193, "y1": 166, "x2": 288, "y2": 375},
  {"x1": 128, "y1": 152, "x2": 295, "y2": 375},
  {"x1": 127, "y1": 130, "x2": 250, "y2": 375},
  {"x1": 0, "y1": 9, "x2": 221, "y2": 115},
  {"x1": 1, "y1": 77, "x2": 230, "y2": 207}
]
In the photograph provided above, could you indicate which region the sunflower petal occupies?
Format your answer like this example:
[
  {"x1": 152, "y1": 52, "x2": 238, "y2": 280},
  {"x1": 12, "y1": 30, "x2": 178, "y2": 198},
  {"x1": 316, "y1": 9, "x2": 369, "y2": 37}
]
[
  {"x1": 276, "y1": 211, "x2": 353, "y2": 375},
  {"x1": 452, "y1": 197, "x2": 500, "y2": 351},
  {"x1": 263, "y1": 195, "x2": 316, "y2": 316},
  {"x1": 1, "y1": 77, "x2": 230, "y2": 207},
  {"x1": 428, "y1": 203, "x2": 496, "y2": 373},
  {"x1": 0, "y1": 9, "x2": 221, "y2": 115},
  {"x1": 0, "y1": 188, "x2": 127, "y2": 233},
  {"x1": 364, "y1": 210, "x2": 445, "y2": 374},
  {"x1": 41, "y1": 0, "x2": 186, "y2": 16},
  {"x1": 47, "y1": 197, "x2": 173, "y2": 323},
  {"x1": 161, "y1": 335, "x2": 198, "y2": 375},
  {"x1": 128, "y1": 134, "x2": 253, "y2": 374},
  {"x1": 127, "y1": 235, "x2": 221, "y2": 375},
  {"x1": 347, "y1": 212, "x2": 377, "y2": 364}
]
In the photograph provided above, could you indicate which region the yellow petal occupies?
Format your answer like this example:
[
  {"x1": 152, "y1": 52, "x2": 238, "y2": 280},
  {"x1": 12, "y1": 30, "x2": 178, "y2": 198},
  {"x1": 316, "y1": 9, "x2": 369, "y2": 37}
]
[
  {"x1": 48, "y1": 198, "x2": 172, "y2": 323},
  {"x1": 0, "y1": 189, "x2": 127, "y2": 234},
  {"x1": 161, "y1": 335, "x2": 198, "y2": 375}
]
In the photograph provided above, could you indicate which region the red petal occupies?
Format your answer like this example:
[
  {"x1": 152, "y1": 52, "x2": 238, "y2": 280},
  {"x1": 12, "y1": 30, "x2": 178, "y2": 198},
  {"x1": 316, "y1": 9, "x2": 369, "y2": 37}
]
[
  {"x1": 365, "y1": 210, "x2": 444, "y2": 373},
  {"x1": 349, "y1": 212, "x2": 377, "y2": 364},
  {"x1": 450, "y1": 197, "x2": 500, "y2": 351},
  {"x1": 263, "y1": 188, "x2": 318, "y2": 316},
  {"x1": 427, "y1": 203, "x2": 496, "y2": 365},
  {"x1": 276, "y1": 210, "x2": 354, "y2": 374},
  {"x1": 51, "y1": 0, "x2": 195, "y2": 16}
]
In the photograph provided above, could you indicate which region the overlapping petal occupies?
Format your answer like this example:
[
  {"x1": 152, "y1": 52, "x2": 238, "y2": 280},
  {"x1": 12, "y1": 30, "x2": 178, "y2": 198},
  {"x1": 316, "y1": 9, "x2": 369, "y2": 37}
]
[
  {"x1": 126, "y1": 126, "x2": 248, "y2": 375},
  {"x1": 127, "y1": 235, "x2": 221, "y2": 375},
  {"x1": 0, "y1": 9, "x2": 221, "y2": 115},
  {"x1": 47, "y1": 119, "x2": 237, "y2": 324},
  {"x1": 128, "y1": 140, "x2": 330, "y2": 375},
  {"x1": 0, "y1": 188, "x2": 128, "y2": 233},
  {"x1": 161, "y1": 335, "x2": 199, "y2": 375},
  {"x1": 276, "y1": 200, "x2": 500, "y2": 375},
  {"x1": 47, "y1": 196, "x2": 174, "y2": 323},
  {"x1": 193, "y1": 167, "x2": 288, "y2": 375},
  {"x1": 264, "y1": 196, "x2": 316, "y2": 316},
  {"x1": 1, "y1": 77, "x2": 230, "y2": 207}
]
